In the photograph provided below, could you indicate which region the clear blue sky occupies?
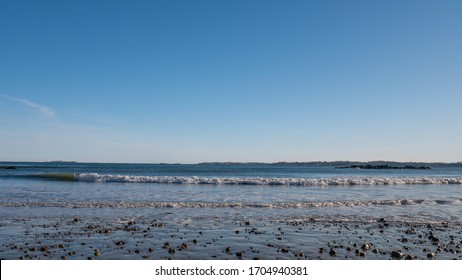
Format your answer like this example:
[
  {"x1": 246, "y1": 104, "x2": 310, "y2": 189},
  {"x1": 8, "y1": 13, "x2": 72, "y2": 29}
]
[{"x1": 1, "y1": 0, "x2": 461, "y2": 163}]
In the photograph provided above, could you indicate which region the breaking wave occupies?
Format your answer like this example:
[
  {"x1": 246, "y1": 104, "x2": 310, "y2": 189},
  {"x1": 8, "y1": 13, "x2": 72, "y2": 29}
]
[
  {"x1": 9, "y1": 173, "x2": 462, "y2": 186},
  {"x1": 1, "y1": 199, "x2": 460, "y2": 209},
  {"x1": 76, "y1": 173, "x2": 462, "y2": 186}
]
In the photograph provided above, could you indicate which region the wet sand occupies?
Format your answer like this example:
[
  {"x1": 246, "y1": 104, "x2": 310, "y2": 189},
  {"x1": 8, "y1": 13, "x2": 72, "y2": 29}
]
[{"x1": 1, "y1": 217, "x2": 461, "y2": 260}]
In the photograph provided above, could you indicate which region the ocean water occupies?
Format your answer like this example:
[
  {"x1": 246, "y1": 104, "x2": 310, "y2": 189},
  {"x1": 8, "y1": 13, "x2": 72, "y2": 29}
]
[
  {"x1": 1, "y1": 162, "x2": 462, "y2": 259},
  {"x1": 1, "y1": 161, "x2": 461, "y2": 222}
]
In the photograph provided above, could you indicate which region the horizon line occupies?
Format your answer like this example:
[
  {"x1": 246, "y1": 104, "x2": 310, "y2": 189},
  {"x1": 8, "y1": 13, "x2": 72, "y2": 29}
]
[{"x1": 1, "y1": 160, "x2": 461, "y2": 165}]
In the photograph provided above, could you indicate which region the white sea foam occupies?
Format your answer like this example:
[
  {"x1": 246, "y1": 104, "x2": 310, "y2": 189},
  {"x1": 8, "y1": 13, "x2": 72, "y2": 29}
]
[
  {"x1": 1, "y1": 199, "x2": 460, "y2": 209},
  {"x1": 76, "y1": 173, "x2": 462, "y2": 186}
]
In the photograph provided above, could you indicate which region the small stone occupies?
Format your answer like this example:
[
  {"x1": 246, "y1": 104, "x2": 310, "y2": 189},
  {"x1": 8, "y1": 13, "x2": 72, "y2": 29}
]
[
  {"x1": 181, "y1": 243, "x2": 188, "y2": 249},
  {"x1": 94, "y1": 249, "x2": 100, "y2": 256},
  {"x1": 61, "y1": 256, "x2": 67, "y2": 260},
  {"x1": 329, "y1": 249, "x2": 336, "y2": 257},
  {"x1": 236, "y1": 252, "x2": 243, "y2": 258},
  {"x1": 134, "y1": 249, "x2": 141, "y2": 254},
  {"x1": 168, "y1": 247, "x2": 176, "y2": 254},
  {"x1": 391, "y1": 251, "x2": 403, "y2": 259},
  {"x1": 405, "y1": 255, "x2": 416, "y2": 260},
  {"x1": 40, "y1": 246, "x2": 49, "y2": 252},
  {"x1": 192, "y1": 239, "x2": 198, "y2": 244},
  {"x1": 427, "y1": 252, "x2": 435, "y2": 259},
  {"x1": 361, "y1": 243, "x2": 370, "y2": 250},
  {"x1": 225, "y1": 247, "x2": 232, "y2": 254}
]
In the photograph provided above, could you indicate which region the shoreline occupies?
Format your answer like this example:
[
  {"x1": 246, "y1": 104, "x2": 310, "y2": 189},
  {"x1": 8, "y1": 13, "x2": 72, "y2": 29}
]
[{"x1": 1, "y1": 216, "x2": 461, "y2": 260}]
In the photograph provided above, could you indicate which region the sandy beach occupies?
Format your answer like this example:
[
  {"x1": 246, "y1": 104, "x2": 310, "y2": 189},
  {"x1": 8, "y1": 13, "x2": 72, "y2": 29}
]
[{"x1": 1, "y1": 216, "x2": 461, "y2": 260}]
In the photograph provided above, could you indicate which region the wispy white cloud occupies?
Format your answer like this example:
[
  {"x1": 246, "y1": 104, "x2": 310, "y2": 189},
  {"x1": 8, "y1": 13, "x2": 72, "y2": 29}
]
[{"x1": 1, "y1": 94, "x2": 55, "y2": 117}]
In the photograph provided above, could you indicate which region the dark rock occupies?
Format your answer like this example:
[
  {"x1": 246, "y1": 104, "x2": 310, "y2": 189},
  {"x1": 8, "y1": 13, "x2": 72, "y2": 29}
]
[
  {"x1": 427, "y1": 252, "x2": 435, "y2": 259},
  {"x1": 391, "y1": 251, "x2": 403, "y2": 259},
  {"x1": 329, "y1": 249, "x2": 336, "y2": 256},
  {"x1": 361, "y1": 243, "x2": 371, "y2": 250}
]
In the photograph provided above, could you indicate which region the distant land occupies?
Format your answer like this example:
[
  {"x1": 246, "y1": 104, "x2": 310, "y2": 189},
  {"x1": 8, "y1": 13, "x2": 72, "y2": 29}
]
[
  {"x1": 1, "y1": 160, "x2": 461, "y2": 167},
  {"x1": 335, "y1": 164, "x2": 431, "y2": 170},
  {"x1": 198, "y1": 161, "x2": 462, "y2": 167}
]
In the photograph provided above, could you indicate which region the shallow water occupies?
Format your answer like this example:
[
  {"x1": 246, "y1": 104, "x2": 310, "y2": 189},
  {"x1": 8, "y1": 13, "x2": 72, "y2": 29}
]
[{"x1": 1, "y1": 162, "x2": 461, "y2": 259}]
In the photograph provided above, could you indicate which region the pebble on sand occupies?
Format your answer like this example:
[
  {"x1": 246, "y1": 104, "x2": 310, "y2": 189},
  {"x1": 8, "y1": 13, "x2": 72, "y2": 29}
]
[
  {"x1": 329, "y1": 249, "x2": 336, "y2": 257},
  {"x1": 391, "y1": 251, "x2": 403, "y2": 260}
]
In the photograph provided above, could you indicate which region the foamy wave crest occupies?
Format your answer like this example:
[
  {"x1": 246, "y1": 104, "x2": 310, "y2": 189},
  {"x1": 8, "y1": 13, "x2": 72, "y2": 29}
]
[
  {"x1": 1, "y1": 199, "x2": 460, "y2": 209},
  {"x1": 76, "y1": 173, "x2": 462, "y2": 186}
]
